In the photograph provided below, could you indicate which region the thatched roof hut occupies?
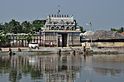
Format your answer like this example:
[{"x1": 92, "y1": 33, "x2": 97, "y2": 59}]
[{"x1": 83, "y1": 30, "x2": 124, "y2": 40}]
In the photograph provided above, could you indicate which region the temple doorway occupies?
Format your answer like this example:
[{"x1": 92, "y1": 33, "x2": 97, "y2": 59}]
[{"x1": 58, "y1": 33, "x2": 67, "y2": 47}]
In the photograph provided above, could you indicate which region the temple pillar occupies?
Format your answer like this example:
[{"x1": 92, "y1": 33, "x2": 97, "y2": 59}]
[{"x1": 67, "y1": 33, "x2": 69, "y2": 47}]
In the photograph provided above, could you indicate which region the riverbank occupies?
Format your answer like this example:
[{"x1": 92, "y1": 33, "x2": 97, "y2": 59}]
[
  {"x1": 90, "y1": 47, "x2": 124, "y2": 54},
  {"x1": 0, "y1": 47, "x2": 124, "y2": 56},
  {"x1": 0, "y1": 47, "x2": 83, "y2": 56},
  {"x1": 0, "y1": 47, "x2": 82, "y2": 52}
]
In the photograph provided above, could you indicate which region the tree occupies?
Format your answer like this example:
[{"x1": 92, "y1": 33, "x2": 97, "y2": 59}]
[
  {"x1": 26, "y1": 33, "x2": 32, "y2": 44},
  {"x1": 5, "y1": 19, "x2": 23, "y2": 33},
  {"x1": 32, "y1": 20, "x2": 45, "y2": 32},
  {"x1": 111, "y1": 28, "x2": 117, "y2": 32},
  {"x1": 111, "y1": 27, "x2": 124, "y2": 33},
  {"x1": 0, "y1": 33, "x2": 9, "y2": 47},
  {"x1": 80, "y1": 26, "x2": 85, "y2": 33},
  {"x1": 4, "y1": 22, "x2": 9, "y2": 33},
  {"x1": 21, "y1": 21, "x2": 32, "y2": 33},
  {"x1": 10, "y1": 19, "x2": 23, "y2": 33},
  {"x1": 120, "y1": 27, "x2": 124, "y2": 33},
  {"x1": 0, "y1": 23, "x2": 4, "y2": 30}
]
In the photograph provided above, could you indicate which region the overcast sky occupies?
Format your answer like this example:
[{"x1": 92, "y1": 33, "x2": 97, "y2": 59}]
[{"x1": 0, "y1": 0, "x2": 124, "y2": 31}]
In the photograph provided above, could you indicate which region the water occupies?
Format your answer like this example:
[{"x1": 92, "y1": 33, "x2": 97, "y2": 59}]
[{"x1": 0, "y1": 54, "x2": 124, "y2": 82}]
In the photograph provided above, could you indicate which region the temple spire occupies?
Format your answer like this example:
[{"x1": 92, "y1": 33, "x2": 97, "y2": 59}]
[{"x1": 57, "y1": 5, "x2": 61, "y2": 15}]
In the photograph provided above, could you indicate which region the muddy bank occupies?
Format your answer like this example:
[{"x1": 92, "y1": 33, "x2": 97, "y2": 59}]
[
  {"x1": 90, "y1": 47, "x2": 124, "y2": 55},
  {"x1": 92, "y1": 55, "x2": 124, "y2": 62}
]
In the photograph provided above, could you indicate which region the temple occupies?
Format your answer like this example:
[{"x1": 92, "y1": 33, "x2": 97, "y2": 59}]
[
  {"x1": 42, "y1": 14, "x2": 81, "y2": 47},
  {"x1": 6, "y1": 13, "x2": 81, "y2": 47}
]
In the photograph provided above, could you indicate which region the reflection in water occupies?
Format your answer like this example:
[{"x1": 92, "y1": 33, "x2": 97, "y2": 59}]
[
  {"x1": 0, "y1": 55, "x2": 124, "y2": 82},
  {"x1": 93, "y1": 67, "x2": 121, "y2": 76},
  {"x1": 0, "y1": 54, "x2": 82, "y2": 82},
  {"x1": 92, "y1": 55, "x2": 124, "y2": 77}
]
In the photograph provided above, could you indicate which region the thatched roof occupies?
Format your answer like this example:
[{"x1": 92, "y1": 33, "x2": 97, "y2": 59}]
[{"x1": 84, "y1": 30, "x2": 124, "y2": 40}]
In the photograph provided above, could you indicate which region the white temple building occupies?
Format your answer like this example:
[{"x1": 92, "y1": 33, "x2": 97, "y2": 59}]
[{"x1": 42, "y1": 14, "x2": 81, "y2": 47}]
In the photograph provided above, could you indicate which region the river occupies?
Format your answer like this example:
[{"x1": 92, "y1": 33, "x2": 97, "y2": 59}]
[{"x1": 0, "y1": 54, "x2": 124, "y2": 82}]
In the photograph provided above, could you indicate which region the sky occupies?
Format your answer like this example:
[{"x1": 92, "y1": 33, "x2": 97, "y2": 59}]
[{"x1": 0, "y1": 0, "x2": 124, "y2": 31}]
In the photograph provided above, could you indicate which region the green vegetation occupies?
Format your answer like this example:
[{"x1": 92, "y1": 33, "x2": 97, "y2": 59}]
[
  {"x1": 32, "y1": 20, "x2": 45, "y2": 32},
  {"x1": 0, "y1": 32, "x2": 9, "y2": 47},
  {"x1": 111, "y1": 27, "x2": 124, "y2": 33},
  {"x1": 80, "y1": 26, "x2": 85, "y2": 33},
  {"x1": 0, "y1": 19, "x2": 45, "y2": 47},
  {"x1": 0, "y1": 19, "x2": 45, "y2": 34},
  {"x1": 26, "y1": 33, "x2": 33, "y2": 44}
]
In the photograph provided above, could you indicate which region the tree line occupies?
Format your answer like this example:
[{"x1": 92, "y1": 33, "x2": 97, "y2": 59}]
[
  {"x1": 0, "y1": 19, "x2": 45, "y2": 47},
  {"x1": 0, "y1": 19, "x2": 46, "y2": 34},
  {"x1": 111, "y1": 27, "x2": 124, "y2": 33},
  {"x1": 0, "y1": 19, "x2": 86, "y2": 33}
]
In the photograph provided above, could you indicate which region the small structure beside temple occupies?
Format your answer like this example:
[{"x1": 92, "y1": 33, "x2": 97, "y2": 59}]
[{"x1": 81, "y1": 30, "x2": 124, "y2": 48}]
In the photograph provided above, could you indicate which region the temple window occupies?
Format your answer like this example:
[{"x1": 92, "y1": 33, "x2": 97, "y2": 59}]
[
  {"x1": 66, "y1": 27, "x2": 69, "y2": 30},
  {"x1": 72, "y1": 27, "x2": 75, "y2": 30},
  {"x1": 61, "y1": 26, "x2": 64, "y2": 30},
  {"x1": 51, "y1": 27, "x2": 54, "y2": 30},
  {"x1": 56, "y1": 27, "x2": 59, "y2": 30}
]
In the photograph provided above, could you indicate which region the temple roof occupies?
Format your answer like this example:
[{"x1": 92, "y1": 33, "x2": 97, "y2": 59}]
[{"x1": 47, "y1": 14, "x2": 74, "y2": 22}]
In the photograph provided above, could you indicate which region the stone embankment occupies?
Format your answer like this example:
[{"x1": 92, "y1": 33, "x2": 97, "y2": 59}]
[
  {"x1": 90, "y1": 47, "x2": 124, "y2": 54},
  {"x1": 0, "y1": 47, "x2": 124, "y2": 56},
  {"x1": 0, "y1": 47, "x2": 84, "y2": 56}
]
